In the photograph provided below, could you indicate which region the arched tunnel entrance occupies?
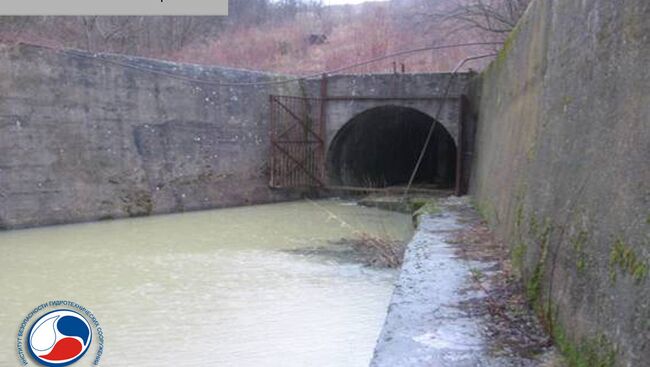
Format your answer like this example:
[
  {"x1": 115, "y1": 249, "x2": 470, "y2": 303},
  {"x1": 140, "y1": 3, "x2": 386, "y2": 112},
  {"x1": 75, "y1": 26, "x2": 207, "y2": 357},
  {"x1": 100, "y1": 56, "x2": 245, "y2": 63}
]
[{"x1": 327, "y1": 106, "x2": 457, "y2": 188}]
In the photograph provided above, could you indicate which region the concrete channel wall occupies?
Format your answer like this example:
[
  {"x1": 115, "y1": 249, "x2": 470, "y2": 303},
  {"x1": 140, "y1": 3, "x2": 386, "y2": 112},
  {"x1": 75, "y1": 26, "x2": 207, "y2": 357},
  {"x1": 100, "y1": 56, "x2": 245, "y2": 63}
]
[
  {"x1": 0, "y1": 43, "x2": 303, "y2": 229},
  {"x1": 470, "y1": 0, "x2": 649, "y2": 365},
  {"x1": 0, "y1": 43, "x2": 472, "y2": 230}
]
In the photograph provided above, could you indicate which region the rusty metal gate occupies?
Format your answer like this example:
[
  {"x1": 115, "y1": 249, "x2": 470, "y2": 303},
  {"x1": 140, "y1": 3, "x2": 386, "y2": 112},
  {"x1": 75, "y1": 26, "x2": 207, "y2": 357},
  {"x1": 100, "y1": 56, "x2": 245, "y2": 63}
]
[{"x1": 269, "y1": 95, "x2": 325, "y2": 188}]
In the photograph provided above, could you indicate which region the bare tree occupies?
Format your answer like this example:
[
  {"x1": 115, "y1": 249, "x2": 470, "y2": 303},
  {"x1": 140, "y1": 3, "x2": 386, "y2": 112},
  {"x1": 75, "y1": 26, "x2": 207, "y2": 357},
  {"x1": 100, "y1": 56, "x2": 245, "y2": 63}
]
[
  {"x1": 0, "y1": 0, "x2": 323, "y2": 56},
  {"x1": 423, "y1": 0, "x2": 531, "y2": 40}
]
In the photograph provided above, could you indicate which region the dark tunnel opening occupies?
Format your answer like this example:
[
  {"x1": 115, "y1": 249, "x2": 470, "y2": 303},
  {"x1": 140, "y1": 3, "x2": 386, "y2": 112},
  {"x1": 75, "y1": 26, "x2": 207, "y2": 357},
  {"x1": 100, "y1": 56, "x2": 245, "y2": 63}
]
[{"x1": 327, "y1": 106, "x2": 457, "y2": 188}]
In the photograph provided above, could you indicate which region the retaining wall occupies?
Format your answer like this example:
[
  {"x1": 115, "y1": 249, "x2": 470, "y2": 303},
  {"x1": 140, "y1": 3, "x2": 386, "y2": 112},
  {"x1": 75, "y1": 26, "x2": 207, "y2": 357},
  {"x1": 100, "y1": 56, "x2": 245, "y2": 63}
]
[
  {"x1": 470, "y1": 0, "x2": 649, "y2": 365},
  {"x1": 0, "y1": 43, "x2": 301, "y2": 229}
]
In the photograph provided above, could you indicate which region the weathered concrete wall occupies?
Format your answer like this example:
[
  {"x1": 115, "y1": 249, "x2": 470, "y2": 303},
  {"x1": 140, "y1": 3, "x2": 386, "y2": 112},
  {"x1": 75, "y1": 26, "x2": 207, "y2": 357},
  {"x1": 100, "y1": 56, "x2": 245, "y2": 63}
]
[
  {"x1": 0, "y1": 45, "x2": 471, "y2": 230},
  {"x1": 470, "y1": 0, "x2": 649, "y2": 365},
  {"x1": 0, "y1": 43, "x2": 302, "y2": 229}
]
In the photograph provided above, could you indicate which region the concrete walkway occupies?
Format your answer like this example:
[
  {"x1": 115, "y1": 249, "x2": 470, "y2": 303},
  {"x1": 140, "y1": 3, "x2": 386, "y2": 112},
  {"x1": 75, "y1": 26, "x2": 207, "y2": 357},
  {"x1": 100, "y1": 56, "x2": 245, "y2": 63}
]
[{"x1": 371, "y1": 198, "x2": 550, "y2": 367}]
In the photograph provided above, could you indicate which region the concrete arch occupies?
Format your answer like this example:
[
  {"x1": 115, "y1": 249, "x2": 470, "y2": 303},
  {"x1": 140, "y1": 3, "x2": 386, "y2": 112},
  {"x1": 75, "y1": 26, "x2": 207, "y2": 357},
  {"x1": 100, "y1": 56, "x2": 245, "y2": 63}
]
[
  {"x1": 324, "y1": 98, "x2": 461, "y2": 149},
  {"x1": 326, "y1": 105, "x2": 457, "y2": 188}
]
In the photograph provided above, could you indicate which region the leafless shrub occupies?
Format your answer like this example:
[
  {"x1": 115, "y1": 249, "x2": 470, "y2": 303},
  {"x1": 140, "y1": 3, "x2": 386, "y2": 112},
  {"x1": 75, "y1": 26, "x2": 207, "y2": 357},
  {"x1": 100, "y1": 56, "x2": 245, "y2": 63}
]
[
  {"x1": 427, "y1": 0, "x2": 531, "y2": 40},
  {"x1": 0, "y1": 1, "x2": 324, "y2": 56},
  {"x1": 345, "y1": 232, "x2": 406, "y2": 268},
  {"x1": 0, "y1": 1, "x2": 495, "y2": 73}
]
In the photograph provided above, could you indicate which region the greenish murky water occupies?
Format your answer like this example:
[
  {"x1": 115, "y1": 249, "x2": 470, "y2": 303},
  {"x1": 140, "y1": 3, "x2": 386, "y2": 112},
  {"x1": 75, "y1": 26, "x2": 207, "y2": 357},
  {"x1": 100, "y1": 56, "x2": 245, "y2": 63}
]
[{"x1": 0, "y1": 199, "x2": 413, "y2": 367}]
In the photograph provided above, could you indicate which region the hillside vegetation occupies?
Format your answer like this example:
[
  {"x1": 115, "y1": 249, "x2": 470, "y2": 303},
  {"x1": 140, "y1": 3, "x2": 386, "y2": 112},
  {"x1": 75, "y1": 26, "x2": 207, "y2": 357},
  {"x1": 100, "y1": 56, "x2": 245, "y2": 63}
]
[{"x1": 0, "y1": 0, "x2": 518, "y2": 73}]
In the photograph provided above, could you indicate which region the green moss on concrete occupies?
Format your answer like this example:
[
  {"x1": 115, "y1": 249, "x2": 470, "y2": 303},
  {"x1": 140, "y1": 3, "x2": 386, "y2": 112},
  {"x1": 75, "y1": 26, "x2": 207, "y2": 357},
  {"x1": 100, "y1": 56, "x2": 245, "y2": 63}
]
[
  {"x1": 520, "y1": 220, "x2": 618, "y2": 367},
  {"x1": 512, "y1": 241, "x2": 526, "y2": 273},
  {"x1": 576, "y1": 257, "x2": 587, "y2": 274},
  {"x1": 412, "y1": 199, "x2": 441, "y2": 226},
  {"x1": 526, "y1": 262, "x2": 544, "y2": 305},
  {"x1": 609, "y1": 238, "x2": 648, "y2": 283},
  {"x1": 514, "y1": 201, "x2": 525, "y2": 231},
  {"x1": 408, "y1": 197, "x2": 433, "y2": 212},
  {"x1": 500, "y1": 200, "x2": 623, "y2": 367},
  {"x1": 539, "y1": 219, "x2": 552, "y2": 247},
  {"x1": 511, "y1": 241, "x2": 525, "y2": 270},
  {"x1": 473, "y1": 199, "x2": 493, "y2": 222},
  {"x1": 623, "y1": 6, "x2": 643, "y2": 42},
  {"x1": 494, "y1": 19, "x2": 521, "y2": 67},
  {"x1": 526, "y1": 218, "x2": 553, "y2": 306},
  {"x1": 570, "y1": 230, "x2": 589, "y2": 274},
  {"x1": 481, "y1": 203, "x2": 618, "y2": 366},
  {"x1": 552, "y1": 323, "x2": 617, "y2": 367},
  {"x1": 510, "y1": 197, "x2": 527, "y2": 275},
  {"x1": 528, "y1": 214, "x2": 540, "y2": 238}
]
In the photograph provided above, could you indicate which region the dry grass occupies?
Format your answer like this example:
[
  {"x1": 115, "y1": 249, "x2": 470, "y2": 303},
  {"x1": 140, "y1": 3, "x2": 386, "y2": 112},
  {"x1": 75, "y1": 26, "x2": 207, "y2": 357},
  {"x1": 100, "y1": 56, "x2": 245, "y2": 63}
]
[
  {"x1": 0, "y1": 8, "x2": 496, "y2": 74},
  {"x1": 346, "y1": 232, "x2": 406, "y2": 268},
  {"x1": 161, "y1": 2, "x2": 494, "y2": 74},
  {"x1": 450, "y1": 210, "x2": 554, "y2": 359},
  {"x1": 169, "y1": 12, "x2": 491, "y2": 74}
]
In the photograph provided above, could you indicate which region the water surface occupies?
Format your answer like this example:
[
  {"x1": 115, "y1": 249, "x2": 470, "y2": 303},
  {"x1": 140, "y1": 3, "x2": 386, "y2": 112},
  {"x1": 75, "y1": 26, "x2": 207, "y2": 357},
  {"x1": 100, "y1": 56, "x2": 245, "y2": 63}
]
[{"x1": 0, "y1": 199, "x2": 412, "y2": 367}]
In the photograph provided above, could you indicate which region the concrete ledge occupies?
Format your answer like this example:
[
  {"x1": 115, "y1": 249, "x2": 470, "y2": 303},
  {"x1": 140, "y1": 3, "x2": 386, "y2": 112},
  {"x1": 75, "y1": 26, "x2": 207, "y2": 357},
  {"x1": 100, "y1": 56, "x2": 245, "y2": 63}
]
[{"x1": 371, "y1": 198, "x2": 550, "y2": 366}]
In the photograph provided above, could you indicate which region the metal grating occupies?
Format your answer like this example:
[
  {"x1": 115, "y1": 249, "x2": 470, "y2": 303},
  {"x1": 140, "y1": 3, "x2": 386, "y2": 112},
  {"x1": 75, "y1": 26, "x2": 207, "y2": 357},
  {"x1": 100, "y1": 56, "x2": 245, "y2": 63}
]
[{"x1": 269, "y1": 95, "x2": 325, "y2": 188}]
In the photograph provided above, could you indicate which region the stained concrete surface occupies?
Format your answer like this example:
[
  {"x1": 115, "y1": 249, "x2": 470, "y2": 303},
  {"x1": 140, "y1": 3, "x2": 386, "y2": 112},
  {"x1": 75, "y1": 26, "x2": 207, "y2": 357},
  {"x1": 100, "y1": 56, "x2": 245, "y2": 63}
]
[
  {"x1": 470, "y1": 0, "x2": 650, "y2": 364},
  {"x1": 372, "y1": 197, "x2": 556, "y2": 366}
]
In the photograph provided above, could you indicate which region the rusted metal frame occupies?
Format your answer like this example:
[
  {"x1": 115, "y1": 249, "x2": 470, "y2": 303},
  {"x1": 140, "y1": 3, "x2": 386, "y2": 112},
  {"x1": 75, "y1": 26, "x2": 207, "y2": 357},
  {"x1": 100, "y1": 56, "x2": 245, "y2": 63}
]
[
  {"x1": 455, "y1": 95, "x2": 469, "y2": 196},
  {"x1": 269, "y1": 94, "x2": 277, "y2": 187},
  {"x1": 272, "y1": 141, "x2": 325, "y2": 187},
  {"x1": 318, "y1": 74, "x2": 328, "y2": 182},
  {"x1": 271, "y1": 95, "x2": 300, "y2": 140},
  {"x1": 269, "y1": 95, "x2": 313, "y2": 187},
  {"x1": 273, "y1": 97, "x2": 323, "y2": 143},
  {"x1": 270, "y1": 95, "x2": 303, "y2": 140},
  {"x1": 270, "y1": 96, "x2": 305, "y2": 187},
  {"x1": 281, "y1": 150, "x2": 317, "y2": 185},
  {"x1": 271, "y1": 94, "x2": 324, "y2": 187},
  {"x1": 274, "y1": 141, "x2": 319, "y2": 181},
  {"x1": 300, "y1": 97, "x2": 315, "y2": 186}
]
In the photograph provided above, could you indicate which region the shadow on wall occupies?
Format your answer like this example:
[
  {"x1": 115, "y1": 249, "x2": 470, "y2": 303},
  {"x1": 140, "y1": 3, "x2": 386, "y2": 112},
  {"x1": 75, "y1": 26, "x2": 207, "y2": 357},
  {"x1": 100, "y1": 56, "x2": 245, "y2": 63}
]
[{"x1": 327, "y1": 105, "x2": 456, "y2": 188}]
